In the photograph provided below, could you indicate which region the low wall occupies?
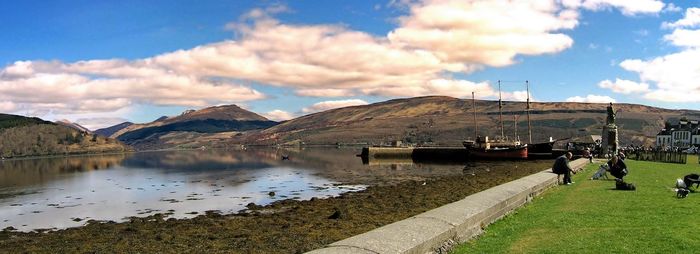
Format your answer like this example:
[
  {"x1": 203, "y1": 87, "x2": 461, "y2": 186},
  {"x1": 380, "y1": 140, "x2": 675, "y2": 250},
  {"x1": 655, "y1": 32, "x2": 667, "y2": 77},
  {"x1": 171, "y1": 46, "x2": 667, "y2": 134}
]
[{"x1": 307, "y1": 158, "x2": 588, "y2": 254}]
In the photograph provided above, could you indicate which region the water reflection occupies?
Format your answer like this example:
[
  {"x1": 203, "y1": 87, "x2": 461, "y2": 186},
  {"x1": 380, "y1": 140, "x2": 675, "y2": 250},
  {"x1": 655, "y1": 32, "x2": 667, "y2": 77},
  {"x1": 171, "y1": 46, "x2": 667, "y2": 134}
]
[
  {"x1": 0, "y1": 148, "x2": 550, "y2": 232},
  {"x1": 0, "y1": 149, "x2": 366, "y2": 231},
  {"x1": 0, "y1": 154, "x2": 128, "y2": 189}
]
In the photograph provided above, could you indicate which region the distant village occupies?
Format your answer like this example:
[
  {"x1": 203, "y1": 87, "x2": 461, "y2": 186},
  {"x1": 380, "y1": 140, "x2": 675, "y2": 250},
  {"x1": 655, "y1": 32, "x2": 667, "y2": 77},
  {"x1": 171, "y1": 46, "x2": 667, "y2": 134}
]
[{"x1": 655, "y1": 117, "x2": 700, "y2": 152}]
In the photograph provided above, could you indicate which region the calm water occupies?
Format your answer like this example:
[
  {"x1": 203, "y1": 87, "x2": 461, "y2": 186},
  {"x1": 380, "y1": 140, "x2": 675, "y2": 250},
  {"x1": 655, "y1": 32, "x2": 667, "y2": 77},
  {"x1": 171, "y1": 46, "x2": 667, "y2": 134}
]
[{"x1": 0, "y1": 148, "x2": 548, "y2": 231}]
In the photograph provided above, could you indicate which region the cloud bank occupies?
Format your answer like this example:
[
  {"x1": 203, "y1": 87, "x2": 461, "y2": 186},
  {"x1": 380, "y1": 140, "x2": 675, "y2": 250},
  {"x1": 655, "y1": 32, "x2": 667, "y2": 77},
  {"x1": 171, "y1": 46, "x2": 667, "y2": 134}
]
[
  {"x1": 0, "y1": 0, "x2": 673, "y2": 122},
  {"x1": 600, "y1": 6, "x2": 700, "y2": 103},
  {"x1": 302, "y1": 99, "x2": 369, "y2": 114},
  {"x1": 566, "y1": 94, "x2": 616, "y2": 103}
]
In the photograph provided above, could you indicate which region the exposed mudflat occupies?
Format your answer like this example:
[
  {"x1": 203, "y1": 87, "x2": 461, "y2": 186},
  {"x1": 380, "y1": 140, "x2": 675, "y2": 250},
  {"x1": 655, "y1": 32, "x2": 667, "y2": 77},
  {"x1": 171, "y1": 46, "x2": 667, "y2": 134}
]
[{"x1": 0, "y1": 158, "x2": 551, "y2": 253}]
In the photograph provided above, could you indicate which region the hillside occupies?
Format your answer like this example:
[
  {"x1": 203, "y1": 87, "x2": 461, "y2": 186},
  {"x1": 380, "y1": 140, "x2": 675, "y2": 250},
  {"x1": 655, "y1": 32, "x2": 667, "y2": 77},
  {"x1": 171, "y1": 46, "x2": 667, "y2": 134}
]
[
  {"x1": 0, "y1": 114, "x2": 131, "y2": 158},
  {"x1": 115, "y1": 104, "x2": 277, "y2": 150},
  {"x1": 231, "y1": 96, "x2": 697, "y2": 147},
  {"x1": 94, "y1": 122, "x2": 133, "y2": 137},
  {"x1": 0, "y1": 114, "x2": 53, "y2": 129}
]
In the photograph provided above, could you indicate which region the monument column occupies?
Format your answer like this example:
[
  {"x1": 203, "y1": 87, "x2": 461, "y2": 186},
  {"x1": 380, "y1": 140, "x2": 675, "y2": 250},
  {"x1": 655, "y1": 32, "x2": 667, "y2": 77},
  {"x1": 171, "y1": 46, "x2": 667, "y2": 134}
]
[{"x1": 601, "y1": 102, "x2": 619, "y2": 157}]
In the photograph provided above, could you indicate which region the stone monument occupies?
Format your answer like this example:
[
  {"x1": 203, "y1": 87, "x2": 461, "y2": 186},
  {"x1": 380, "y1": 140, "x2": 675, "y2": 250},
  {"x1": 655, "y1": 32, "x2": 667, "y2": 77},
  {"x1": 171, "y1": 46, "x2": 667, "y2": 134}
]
[{"x1": 601, "y1": 102, "x2": 619, "y2": 157}]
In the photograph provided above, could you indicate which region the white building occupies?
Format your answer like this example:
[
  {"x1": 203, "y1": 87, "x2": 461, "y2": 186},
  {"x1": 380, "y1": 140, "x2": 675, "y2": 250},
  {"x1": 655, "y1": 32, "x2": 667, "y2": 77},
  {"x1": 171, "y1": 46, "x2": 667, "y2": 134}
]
[{"x1": 656, "y1": 119, "x2": 700, "y2": 148}]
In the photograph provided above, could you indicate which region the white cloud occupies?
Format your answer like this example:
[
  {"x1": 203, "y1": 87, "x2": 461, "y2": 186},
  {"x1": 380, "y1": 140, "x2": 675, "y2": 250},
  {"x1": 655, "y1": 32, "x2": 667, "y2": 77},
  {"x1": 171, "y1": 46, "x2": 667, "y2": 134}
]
[
  {"x1": 0, "y1": 60, "x2": 266, "y2": 116},
  {"x1": 295, "y1": 88, "x2": 355, "y2": 97},
  {"x1": 0, "y1": 60, "x2": 35, "y2": 78},
  {"x1": 615, "y1": 8, "x2": 700, "y2": 103},
  {"x1": 598, "y1": 78, "x2": 649, "y2": 94},
  {"x1": 0, "y1": 1, "x2": 678, "y2": 121},
  {"x1": 388, "y1": 0, "x2": 578, "y2": 67},
  {"x1": 155, "y1": 17, "x2": 469, "y2": 92},
  {"x1": 502, "y1": 90, "x2": 534, "y2": 102},
  {"x1": 0, "y1": 101, "x2": 17, "y2": 112},
  {"x1": 577, "y1": 0, "x2": 665, "y2": 16},
  {"x1": 565, "y1": 95, "x2": 616, "y2": 103},
  {"x1": 643, "y1": 89, "x2": 700, "y2": 102},
  {"x1": 618, "y1": 49, "x2": 700, "y2": 102},
  {"x1": 75, "y1": 117, "x2": 130, "y2": 131},
  {"x1": 663, "y1": 3, "x2": 682, "y2": 13},
  {"x1": 302, "y1": 99, "x2": 368, "y2": 113},
  {"x1": 663, "y1": 28, "x2": 700, "y2": 48},
  {"x1": 620, "y1": 50, "x2": 700, "y2": 91},
  {"x1": 359, "y1": 78, "x2": 496, "y2": 98},
  {"x1": 423, "y1": 79, "x2": 495, "y2": 98},
  {"x1": 662, "y1": 7, "x2": 700, "y2": 29},
  {"x1": 262, "y1": 110, "x2": 295, "y2": 121}
]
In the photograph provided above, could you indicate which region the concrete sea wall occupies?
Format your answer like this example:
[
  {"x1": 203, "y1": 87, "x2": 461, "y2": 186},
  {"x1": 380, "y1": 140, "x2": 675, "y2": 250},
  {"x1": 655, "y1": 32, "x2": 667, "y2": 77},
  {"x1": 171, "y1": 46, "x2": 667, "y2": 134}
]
[{"x1": 308, "y1": 158, "x2": 589, "y2": 254}]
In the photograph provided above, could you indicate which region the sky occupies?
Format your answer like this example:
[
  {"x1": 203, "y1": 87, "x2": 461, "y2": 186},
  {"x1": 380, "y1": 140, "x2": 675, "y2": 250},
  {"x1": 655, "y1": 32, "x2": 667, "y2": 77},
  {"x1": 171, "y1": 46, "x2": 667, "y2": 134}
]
[{"x1": 1, "y1": 0, "x2": 700, "y2": 130}]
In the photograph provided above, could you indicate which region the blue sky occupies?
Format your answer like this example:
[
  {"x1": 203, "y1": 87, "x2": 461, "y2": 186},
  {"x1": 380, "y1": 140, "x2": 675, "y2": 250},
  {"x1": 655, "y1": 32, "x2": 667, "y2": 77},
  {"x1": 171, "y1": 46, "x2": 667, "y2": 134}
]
[{"x1": 1, "y1": 0, "x2": 699, "y2": 129}]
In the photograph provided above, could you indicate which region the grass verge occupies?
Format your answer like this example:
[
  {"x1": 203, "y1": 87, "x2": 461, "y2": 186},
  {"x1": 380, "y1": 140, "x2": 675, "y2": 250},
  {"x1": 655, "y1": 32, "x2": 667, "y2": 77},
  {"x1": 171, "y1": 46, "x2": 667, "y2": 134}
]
[{"x1": 453, "y1": 158, "x2": 700, "y2": 253}]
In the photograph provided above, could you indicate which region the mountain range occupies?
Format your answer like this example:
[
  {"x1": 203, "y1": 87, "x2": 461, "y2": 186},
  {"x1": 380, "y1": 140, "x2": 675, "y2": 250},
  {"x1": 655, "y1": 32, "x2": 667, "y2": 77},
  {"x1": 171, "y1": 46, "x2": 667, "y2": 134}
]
[
  {"x1": 94, "y1": 121, "x2": 134, "y2": 137},
  {"x1": 231, "y1": 96, "x2": 692, "y2": 147},
  {"x1": 107, "y1": 104, "x2": 277, "y2": 150},
  {"x1": 4, "y1": 96, "x2": 697, "y2": 154}
]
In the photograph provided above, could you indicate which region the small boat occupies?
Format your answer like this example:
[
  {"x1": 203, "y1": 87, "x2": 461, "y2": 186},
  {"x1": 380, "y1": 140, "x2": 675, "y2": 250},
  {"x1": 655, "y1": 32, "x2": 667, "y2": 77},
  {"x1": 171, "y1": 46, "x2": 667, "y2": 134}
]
[{"x1": 463, "y1": 136, "x2": 528, "y2": 160}]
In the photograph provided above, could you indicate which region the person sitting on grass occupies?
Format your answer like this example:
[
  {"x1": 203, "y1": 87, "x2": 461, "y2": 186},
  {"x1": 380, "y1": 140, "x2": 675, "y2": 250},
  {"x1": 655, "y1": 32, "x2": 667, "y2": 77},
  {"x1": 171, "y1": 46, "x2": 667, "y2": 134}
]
[
  {"x1": 552, "y1": 152, "x2": 576, "y2": 185},
  {"x1": 607, "y1": 155, "x2": 628, "y2": 180}
]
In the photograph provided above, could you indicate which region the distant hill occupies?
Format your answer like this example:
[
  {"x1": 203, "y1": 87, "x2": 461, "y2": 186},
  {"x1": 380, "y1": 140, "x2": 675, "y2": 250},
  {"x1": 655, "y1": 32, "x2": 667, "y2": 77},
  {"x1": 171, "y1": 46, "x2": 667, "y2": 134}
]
[
  {"x1": 56, "y1": 119, "x2": 92, "y2": 133},
  {"x1": 0, "y1": 114, "x2": 131, "y2": 158},
  {"x1": 115, "y1": 104, "x2": 277, "y2": 150},
  {"x1": 231, "y1": 96, "x2": 698, "y2": 147},
  {"x1": 94, "y1": 122, "x2": 133, "y2": 137},
  {"x1": 0, "y1": 114, "x2": 54, "y2": 129}
]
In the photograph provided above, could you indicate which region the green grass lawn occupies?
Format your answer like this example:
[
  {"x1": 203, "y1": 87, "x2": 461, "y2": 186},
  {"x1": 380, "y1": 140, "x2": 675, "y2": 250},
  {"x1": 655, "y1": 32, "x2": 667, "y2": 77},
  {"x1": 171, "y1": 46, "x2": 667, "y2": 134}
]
[{"x1": 453, "y1": 157, "x2": 700, "y2": 253}]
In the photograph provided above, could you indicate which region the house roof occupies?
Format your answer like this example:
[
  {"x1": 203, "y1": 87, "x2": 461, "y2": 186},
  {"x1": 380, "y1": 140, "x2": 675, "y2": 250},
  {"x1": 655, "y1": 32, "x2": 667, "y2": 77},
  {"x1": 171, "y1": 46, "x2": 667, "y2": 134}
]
[{"x1": 657, "y1": 119, "x2": 700, "y2": 135}]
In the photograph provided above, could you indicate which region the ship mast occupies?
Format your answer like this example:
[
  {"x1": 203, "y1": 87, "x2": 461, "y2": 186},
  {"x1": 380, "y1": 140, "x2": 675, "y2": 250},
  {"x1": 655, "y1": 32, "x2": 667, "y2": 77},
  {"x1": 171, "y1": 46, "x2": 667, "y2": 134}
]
[
  {"x1": 514, "y1": 115, "x2": 518, "y2": 141},
  {"x1": 498, "y1": 80, "x2": 504, "y2": 139},
  {"x1": 526, "y1": 80, "x2": 532, "y2": 144},
  {"x1": 472, "y1": 92, "x2": 477, "y2": 139}
]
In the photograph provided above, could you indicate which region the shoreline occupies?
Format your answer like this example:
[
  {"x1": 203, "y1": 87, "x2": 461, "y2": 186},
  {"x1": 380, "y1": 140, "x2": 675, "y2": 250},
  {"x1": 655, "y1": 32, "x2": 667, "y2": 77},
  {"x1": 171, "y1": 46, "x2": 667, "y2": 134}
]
[{"x1": 0, "y1": 159, "x2": 552, "y2": 253}]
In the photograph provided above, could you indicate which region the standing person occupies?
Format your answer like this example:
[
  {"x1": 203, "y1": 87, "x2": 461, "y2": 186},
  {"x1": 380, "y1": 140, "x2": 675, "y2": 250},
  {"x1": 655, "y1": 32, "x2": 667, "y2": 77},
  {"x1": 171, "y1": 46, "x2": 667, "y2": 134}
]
[
  {"x1": 608, "y1": 155, "x2": 628, "y2": 180},
  {"x1": 583, "y1": 148, "x2": 593, "y2": 163},
  {"x1": 552, "y1": 152, "x2": 576, "y2": 185}
]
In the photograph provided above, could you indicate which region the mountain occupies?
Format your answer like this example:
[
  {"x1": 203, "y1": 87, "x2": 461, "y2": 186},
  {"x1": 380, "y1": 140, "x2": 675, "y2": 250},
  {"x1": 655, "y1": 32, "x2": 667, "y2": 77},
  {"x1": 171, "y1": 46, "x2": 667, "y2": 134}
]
[
  {"x1": 233, "y1": 96, "x2": 698, "y2": 147},
  {"x1": 114, "y1": 104, "x2": 277, "y2": 150},
  {"x1": 56, "y1": 119, "x2": 92, "y2": 133},
  {"x1": 0, "y1": 114, "x2": 131, "y2": 158},
  {"x1": 94, "y1": 122, "x2": 134, "y2": 137}
]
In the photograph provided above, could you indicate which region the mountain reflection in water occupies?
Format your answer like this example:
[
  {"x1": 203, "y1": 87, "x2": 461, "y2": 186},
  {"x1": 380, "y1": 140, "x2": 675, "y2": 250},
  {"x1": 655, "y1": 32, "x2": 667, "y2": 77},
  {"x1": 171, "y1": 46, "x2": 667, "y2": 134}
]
[
  {"x1": 0, "y1": 149, "x2": 367, "y2": 231},
  {"x1": 0, "y1": 148, "x2": 549, "y2": 232}
]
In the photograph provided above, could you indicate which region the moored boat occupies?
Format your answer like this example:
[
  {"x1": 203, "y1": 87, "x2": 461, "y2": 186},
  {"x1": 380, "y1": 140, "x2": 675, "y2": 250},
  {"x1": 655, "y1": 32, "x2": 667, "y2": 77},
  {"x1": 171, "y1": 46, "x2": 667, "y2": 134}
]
[
  {"x1": 526, "y1": 138, "x2": 556, "y2": 158},
  {"x1": 463, "y1": 137, "x2": 528, "y2": 160}
]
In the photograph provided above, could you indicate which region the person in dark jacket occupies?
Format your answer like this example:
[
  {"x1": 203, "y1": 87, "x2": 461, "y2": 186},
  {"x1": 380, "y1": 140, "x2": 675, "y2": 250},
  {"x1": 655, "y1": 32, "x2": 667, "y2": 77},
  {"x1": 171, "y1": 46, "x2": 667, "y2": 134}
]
[
  {"x1": 607, "y1": 155, "x2": 627, "y2": 180},
  {"x1": 583, "y1": 148, "x2": 593, "y2": 163},
  {"x1": 552, "y1": 152, "x2": 575, "y2": 185}
]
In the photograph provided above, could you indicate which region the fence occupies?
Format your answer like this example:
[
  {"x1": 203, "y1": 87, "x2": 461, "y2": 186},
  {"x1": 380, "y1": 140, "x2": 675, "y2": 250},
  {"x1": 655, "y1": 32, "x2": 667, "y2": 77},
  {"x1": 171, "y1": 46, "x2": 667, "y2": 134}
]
[{"x1": 627, "y1": 151, "x2": 687, "y2": 164}]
